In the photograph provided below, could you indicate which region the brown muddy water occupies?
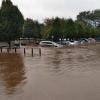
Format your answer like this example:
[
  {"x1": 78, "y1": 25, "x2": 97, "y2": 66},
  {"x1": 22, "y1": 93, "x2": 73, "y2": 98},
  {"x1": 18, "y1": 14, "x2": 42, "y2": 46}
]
[{"x1": 0, "y1": 44, "x2": 100, "y2": 100}]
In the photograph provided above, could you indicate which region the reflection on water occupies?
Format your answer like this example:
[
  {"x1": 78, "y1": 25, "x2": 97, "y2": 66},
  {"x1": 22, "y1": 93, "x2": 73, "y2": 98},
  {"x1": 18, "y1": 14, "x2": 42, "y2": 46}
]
[
  {"x1": 22, "y1": 45, "x2": 100, "y2": 100},
  {"x1": 1, "y1": 44, "x2": 100, "y2": 100},
  {"x1": 40, "y1": 47, "x2": 100, "y2": 75},
  {"x1": 0, "y1": 53, "x2": 26, "y2": 95}
]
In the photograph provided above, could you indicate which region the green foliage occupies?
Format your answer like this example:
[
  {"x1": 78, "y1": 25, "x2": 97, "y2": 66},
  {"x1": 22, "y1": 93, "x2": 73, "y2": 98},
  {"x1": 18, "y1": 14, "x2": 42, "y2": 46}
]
[
  {"x1": 41, "y1": 18, "x2": 53, "y2": 39},
  {"x1": 42, "y1": 18, "x2": 83, "y2": 40},
  {"x1": 64, "y1": 19, "x2": 76, "y2": 38},
  {"x1": 0, "y1": 0, "x2": 24, "y2": 47},
  {"x1": 41, "y1": 16, "x2": 99, "y2": 40},
  {"x1": 0, "y1": 1, "x2": 100, "y2": 43},
  {"x1": 77, "y1": 9, "x2": 100, "y2": 37},
  {"x1": 77, "y1": 10, "x2": 100, "y2": 21},
  {"x1": 42, "y1": 17, "x2": 62, "y2": 41},
  {"x1": 23, "y1": 18, "x2": 41, "y2": 38},
  {"x1": 52, "y1": 17, "x2": 61, "y2": 41}
]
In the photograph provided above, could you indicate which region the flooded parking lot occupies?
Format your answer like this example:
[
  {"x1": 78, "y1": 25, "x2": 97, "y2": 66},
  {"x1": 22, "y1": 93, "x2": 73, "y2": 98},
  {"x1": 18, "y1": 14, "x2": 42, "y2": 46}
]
[{"x1": 0, "y1": 44, "x2": 100, "y2": 100}]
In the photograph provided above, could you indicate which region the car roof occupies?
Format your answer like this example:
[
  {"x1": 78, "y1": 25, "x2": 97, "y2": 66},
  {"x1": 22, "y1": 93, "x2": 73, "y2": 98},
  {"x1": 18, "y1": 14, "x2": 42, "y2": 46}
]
[{"x1": 40, "y1": 41, "x2": 53, "y2": 43}]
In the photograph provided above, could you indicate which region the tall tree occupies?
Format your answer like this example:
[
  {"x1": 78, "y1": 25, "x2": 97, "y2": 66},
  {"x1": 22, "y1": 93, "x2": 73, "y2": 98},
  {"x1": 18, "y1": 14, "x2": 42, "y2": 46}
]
[
  {"x1": 65, "y1": 19, "x2": 76, "y2": 39},
  {"x1": 52, "y1": 17, "x2": 61, "y2": 41},
  {"x1": 42, "y1": 17, "x2": 62, "y2": 41},
  {"x1": 0, "y1": 0, "x2": 24, "y2": 48},
  {"x1": 41, "y1": 18, "x2": 53, "y2": 40},
  {"x1": 23, "y1": 18, "x2": 41, "y2": 38}
]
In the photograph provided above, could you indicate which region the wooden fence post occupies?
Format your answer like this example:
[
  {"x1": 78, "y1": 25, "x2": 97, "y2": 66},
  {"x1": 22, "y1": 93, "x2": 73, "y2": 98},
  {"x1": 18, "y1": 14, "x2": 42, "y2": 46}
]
[
  {"x1": 39, "y1": 48, "x2": 41, "y2": 56},
  {"x1": 24, "y1": 48, "x2": 26, "y2": 55},
  {"x1": 0, "y1": 48, "x2": 2, "y2": 53},
  {"x1": 7, "y1": 48, "x2": 9, "y2": 53},
  {"x1": 32, "y1": 48, "x2": 34, "y2": 57},
  {"x1": 15, "y1": 48, "x2": 17, "y2": 53}
]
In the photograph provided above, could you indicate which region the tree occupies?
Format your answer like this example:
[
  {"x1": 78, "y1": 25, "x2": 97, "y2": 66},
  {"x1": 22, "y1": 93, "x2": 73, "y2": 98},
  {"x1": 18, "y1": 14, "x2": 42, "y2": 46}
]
[
  {"x1": 42, "y1": 17, "x2": 62, "y2": 41},
  {"x1": 76, "y1": 10, "x2": 100, "y2": 38},
  {"x1": 41, "y1": 18, "x2": 53, "y2": 40},
  {"x1": 0, "y1": 0, "x2": 24, "y2": 48},
  {"x1": 64, "y1": 19, "x2": 76, "y2": 39},
  {"x1": 23, "y1": 18, "x2": 41, "y2": 39},
  {"x1": 52, "y1": 17, "x2": 61, "y2": 41}
]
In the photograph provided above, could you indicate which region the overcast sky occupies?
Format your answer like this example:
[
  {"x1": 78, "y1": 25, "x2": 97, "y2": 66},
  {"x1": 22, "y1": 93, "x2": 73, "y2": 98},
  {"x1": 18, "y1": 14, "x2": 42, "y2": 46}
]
[{"x1": 0, "y1": 0, "x2": 100, "y2": 22}]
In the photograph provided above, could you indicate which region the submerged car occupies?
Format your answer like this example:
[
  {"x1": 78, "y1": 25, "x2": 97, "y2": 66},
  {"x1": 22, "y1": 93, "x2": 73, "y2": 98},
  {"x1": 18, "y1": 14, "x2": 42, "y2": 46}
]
[
  {"x1": 68, "y1": 40, "x2": 79, "y2": 46},
  {"x1": 39, "y1": 41, "x2": 63, "y2": 47},
  {"x1": 79, "y1": 38, "x2": 96, "y2": 44}
]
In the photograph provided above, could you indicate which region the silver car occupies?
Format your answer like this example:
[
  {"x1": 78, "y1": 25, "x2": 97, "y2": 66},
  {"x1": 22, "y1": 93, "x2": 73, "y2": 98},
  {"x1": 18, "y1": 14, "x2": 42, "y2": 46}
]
[{"x1": 39, "y1": 41, "x2": 63, "y2": 47}]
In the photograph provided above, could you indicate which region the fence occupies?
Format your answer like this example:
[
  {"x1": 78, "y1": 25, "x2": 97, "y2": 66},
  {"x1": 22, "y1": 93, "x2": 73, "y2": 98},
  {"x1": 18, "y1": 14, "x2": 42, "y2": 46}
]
[{"x1": 0, "y1": 47, "x2": 41, "y2": 57}]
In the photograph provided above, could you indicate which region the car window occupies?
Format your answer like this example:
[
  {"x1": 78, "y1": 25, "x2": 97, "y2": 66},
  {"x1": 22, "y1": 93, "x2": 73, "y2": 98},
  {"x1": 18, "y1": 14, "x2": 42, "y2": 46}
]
[{"x1": 43, "y1": 42, "x2": 53, "y2": 44}]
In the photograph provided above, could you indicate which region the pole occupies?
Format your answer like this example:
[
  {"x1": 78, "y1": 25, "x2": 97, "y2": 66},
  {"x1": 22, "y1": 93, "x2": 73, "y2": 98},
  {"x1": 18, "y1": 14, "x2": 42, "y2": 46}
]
[
  {"x1": 24, "y1": 48, "x2": 26, "y2": 55},
  {"x1": 32, "y1": 48, "x2": 34, "y2": 57},
  {"x1": 0, "y1": 48, "x2": 2, "y2": 53},
  {"x1": 7, "y1": 48, "x2": 9, "y2": 53},
  {"x1": 39, "y1": 48, "x2": 41, "y2": 56},
  {"x1": 15, "y1": 48, "x2": 17, "y2": 53}
]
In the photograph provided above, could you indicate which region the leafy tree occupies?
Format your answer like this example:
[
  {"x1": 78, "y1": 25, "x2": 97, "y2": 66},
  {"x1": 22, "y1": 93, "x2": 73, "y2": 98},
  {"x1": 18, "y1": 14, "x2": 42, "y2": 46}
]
[
  {"x1": 0, "y1": 0, "x2": 24, "y2": 48},
  {"x1": 33, "y1": 21, "x2": 41, "y2": 38},
  {"x1": 41, "y1": 18, "x2": 53, "y2": 40},
  {"x1": 23, "y1": 18, "x2": 41, "y2": 38},
  {"x1": 42, "y1": 10, "x2": 100, "y2": 40},
  {"x1": 52, "y1": 17, "x2": 61, "y2": 41},
  {"x1": 65, "y1": 19, "x2": 76, "y2": 39},
  {"x1": 42, "y1": 17, "x2": 63, "y2": 41}
]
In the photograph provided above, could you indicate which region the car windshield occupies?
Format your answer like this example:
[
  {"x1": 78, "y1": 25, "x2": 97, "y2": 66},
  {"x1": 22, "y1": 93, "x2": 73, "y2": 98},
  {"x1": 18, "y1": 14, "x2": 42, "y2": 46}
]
[
  {"x1": 70, "y1": 40, "x2": 74, "y2": 42},
  {"x1": 43, "y1": 42, "x2": 53, "y2": 44}
]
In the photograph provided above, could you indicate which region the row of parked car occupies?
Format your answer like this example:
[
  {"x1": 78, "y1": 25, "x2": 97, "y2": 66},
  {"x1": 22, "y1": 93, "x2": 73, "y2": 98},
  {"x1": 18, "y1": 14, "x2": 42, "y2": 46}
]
[
  {"x1": 39, "y1": 38, "x2": 96, "y2": 47},
  {"x1": 61, "y1": 38, "x2": 96, "y2": 45}
]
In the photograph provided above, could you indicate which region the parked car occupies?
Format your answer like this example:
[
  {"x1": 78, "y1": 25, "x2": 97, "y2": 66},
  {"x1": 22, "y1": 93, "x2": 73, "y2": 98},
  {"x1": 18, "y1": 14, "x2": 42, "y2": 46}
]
[
  {"x1": 39, "y1": 41, "x2": 63, "y2": 47},
  {"x1": 60, "y1": 40, "x2": 70, "y2": 45},
  {"x1": 79, "y1": 38, "x2": 88, "y2": 44},
  {"x1": 79, "y1": 38, "x2": 96, "y2": 44},
  {"x1": 87, "y1": 38, "x2": 96, "y2": 43},
  {"x1": 68, "y1": 40, "x2": 79, "y2": 46}
]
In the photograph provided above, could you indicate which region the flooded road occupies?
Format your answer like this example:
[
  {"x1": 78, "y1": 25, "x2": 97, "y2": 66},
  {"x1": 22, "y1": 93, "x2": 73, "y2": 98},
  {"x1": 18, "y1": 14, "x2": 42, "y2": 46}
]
[{"x1": 0, "y1": 44, "x2": 100, "y2": 100}]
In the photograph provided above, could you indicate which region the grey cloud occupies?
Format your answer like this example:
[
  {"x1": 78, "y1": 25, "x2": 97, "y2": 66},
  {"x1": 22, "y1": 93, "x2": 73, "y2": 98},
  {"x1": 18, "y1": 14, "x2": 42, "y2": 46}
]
[{"x1": 0, "y1": 0, "x2": 100, "y2": 22}]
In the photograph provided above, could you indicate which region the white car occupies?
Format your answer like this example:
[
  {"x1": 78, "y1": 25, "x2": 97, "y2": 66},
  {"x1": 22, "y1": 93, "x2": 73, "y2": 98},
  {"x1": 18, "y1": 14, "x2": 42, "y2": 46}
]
[
  {"x1": 68, "y1": 40, "x2": 79, "y2": 46},
  {"x1": 39, "y1": 41, "x2": 63, "y2": 47}
]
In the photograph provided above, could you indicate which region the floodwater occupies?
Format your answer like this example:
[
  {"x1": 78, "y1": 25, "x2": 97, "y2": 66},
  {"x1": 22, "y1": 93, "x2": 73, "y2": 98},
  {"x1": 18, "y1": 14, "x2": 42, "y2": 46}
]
[{"x1": 0, "y1": 44, "x2": 100, "y2": 100}]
